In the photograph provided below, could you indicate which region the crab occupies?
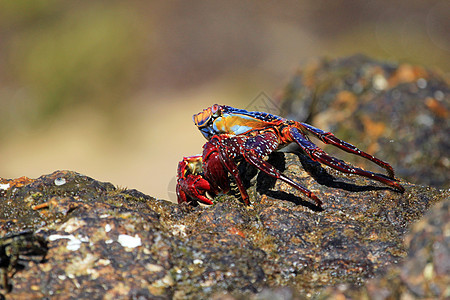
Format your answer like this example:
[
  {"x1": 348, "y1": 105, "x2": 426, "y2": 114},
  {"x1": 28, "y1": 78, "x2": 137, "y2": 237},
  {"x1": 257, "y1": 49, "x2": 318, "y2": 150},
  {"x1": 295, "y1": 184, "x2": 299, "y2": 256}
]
[{"x1": 176, "y1": 104, "x2": 404, "y2": 206}]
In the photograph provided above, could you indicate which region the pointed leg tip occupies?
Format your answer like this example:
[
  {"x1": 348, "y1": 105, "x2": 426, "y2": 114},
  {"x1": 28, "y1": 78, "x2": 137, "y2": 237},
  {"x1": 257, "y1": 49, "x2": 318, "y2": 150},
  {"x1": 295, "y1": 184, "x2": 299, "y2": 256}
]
[
  {"x1": 396, "y1": 184, "x2": 405, "y2": 193},
  {"x1": 310, "y1": 194, "x2": 322, "y2": 207},
  {"x1": 390, "y1": 178, "x2": 405, "y2": 193}
]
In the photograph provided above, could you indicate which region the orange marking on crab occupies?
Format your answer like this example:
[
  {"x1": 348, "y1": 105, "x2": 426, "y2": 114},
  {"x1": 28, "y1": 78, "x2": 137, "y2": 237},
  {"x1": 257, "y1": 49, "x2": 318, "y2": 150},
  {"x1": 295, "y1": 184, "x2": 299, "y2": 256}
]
[{"x1": 213, "y1": 116, "x2": 270, "y2": 135}]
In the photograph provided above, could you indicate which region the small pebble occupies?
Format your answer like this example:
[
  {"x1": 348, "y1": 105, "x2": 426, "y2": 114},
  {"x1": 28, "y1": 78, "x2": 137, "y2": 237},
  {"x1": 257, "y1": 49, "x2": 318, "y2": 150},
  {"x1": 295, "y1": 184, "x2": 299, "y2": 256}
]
[
  {"x1": 54, "y1": 177, "x2": 66, "y2": 186},
  {"x1": 118, "y1": 234, "x2": 142, "y2": 248}
]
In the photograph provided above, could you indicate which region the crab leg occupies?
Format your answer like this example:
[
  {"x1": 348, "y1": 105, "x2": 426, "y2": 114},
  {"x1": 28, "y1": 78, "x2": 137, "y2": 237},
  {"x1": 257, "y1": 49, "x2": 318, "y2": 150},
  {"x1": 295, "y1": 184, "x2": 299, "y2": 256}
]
[
  {"x1": 298, "y1": 122, "x2": 395, "y2": 178},
  {"x1": 238, "y1": 132, "x2": 322, "y2": 206},
  {"x1": 210, "y1": 136, "x2": 251, "y2": 205},
  {"x1": 289, "y1": 127, "x2": 405, "y2": 192}
]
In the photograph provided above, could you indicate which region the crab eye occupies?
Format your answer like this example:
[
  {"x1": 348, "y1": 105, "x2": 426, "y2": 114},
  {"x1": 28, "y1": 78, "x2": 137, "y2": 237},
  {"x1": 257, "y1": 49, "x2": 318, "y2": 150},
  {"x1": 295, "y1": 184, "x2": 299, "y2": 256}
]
[{"x1": 211, "y1": 104, "x2": 221, "y2": 117}]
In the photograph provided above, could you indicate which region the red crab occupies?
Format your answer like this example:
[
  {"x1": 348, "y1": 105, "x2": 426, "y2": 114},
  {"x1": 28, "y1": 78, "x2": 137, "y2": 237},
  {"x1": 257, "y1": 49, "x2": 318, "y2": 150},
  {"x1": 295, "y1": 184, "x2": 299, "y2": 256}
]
[{"x1": 176, "y1": 104, "x2": 404, "y2": 206}]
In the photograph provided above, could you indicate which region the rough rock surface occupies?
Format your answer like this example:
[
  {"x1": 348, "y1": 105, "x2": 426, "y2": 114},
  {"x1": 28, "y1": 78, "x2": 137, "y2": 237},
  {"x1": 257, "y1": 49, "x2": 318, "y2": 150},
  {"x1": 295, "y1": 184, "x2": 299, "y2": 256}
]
[
  {"x1": 278, "y1": 54, "x2": 449, "y2": 188},
  {"x1": 317, "y1": 199, "x2": 449, "y2": 300},
  {"x1": 0, "y1": 163, "x2": 447, "y2": 299}
]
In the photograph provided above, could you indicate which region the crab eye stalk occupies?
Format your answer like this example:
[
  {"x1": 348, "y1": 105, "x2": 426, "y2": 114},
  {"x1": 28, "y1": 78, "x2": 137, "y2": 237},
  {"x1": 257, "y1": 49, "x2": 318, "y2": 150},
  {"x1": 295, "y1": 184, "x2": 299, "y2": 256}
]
[{"x1": 211, "y1": 104, "x2": 221, "y2": 117}]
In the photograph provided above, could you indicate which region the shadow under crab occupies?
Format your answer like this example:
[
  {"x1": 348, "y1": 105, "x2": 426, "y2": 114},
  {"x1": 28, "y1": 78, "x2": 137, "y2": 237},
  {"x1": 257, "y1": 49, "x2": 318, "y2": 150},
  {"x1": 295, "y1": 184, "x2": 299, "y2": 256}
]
[{"x1": 247, "y1": 151, "x2": 396, "y2": 211}]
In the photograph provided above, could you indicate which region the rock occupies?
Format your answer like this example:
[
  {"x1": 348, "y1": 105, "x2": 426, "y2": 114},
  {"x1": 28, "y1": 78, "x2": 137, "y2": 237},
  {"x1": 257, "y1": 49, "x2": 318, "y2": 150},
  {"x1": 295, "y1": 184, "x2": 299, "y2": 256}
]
[
  {"x1": 0, "y1": 165, "x2": 447, "y2": 299},
  {"x1": 316, "y1": 199, "x2": 449, "y2": 300},
  {"x1": 278, "y1": 54, "x2": 449, "y2": 188},
  {"x1": 1, "y1": 55, "x2": 448, "y2": 299}
]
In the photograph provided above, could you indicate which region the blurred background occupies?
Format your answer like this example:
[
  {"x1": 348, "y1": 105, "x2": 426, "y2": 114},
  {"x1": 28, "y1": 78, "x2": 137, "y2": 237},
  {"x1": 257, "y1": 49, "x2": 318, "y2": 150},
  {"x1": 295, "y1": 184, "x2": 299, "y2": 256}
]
[{"x1": 0, "y1": 0, "x2": 448, "y2": 202}]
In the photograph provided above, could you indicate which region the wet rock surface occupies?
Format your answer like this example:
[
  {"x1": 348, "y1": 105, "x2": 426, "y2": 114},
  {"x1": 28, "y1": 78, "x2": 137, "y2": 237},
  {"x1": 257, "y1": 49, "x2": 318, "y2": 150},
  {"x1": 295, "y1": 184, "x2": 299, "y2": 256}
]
[
  {"x1": 0, "y1": 164, "x2": 447, "y2": 299},
  {"x1": 278, "y1": 54, "x2": 449, "y2": 188}
]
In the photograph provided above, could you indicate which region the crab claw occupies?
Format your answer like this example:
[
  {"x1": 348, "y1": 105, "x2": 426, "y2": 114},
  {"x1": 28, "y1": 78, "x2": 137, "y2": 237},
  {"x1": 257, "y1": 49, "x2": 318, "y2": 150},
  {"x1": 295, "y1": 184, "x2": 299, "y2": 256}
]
[
  {"x1": 176, "y1": 173, "x2": 215, "y2": 205},
  {"x1": 176, "y1": 156, "x2": 217, "y2": 205}
]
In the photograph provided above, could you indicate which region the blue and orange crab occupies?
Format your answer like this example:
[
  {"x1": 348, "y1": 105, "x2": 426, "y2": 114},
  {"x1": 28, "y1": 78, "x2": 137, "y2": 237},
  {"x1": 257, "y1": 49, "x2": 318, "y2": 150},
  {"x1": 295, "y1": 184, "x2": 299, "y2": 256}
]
[{"x1": 176, "y1": 104, "x2": 404, "y2": 207}]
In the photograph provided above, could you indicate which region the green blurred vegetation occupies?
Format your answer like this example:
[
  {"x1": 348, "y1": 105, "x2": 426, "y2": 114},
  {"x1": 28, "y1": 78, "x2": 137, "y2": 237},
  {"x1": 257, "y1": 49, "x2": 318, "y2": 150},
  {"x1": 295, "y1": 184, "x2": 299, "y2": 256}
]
[{"x1": 0, "y1": 1, "x2": 149, "y2": 132}]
